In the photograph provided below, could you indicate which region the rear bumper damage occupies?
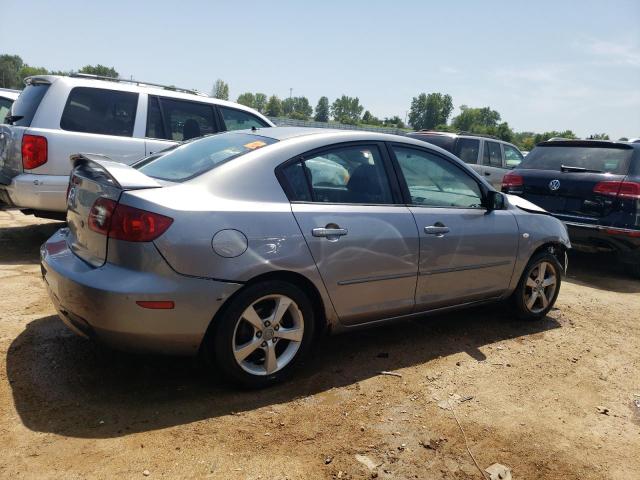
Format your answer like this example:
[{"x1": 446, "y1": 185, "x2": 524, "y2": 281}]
[
  {"x1": 1, "y1": 173, "x2": 69, "y2": 212},
  {"x1": 40, "y1": 229, "x2": 243, "y2": 355}
]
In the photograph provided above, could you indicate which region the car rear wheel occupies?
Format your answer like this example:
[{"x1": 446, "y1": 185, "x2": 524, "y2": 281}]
[
  {"x1": 513, "y1": 252, "x2": 562, "y2": 320},
  {"x1": 624, "y1": 262, "x2": 640, "y2": 279},
  {"x1": 206, "y1": 281, "x2": 316, "y2": 388}
]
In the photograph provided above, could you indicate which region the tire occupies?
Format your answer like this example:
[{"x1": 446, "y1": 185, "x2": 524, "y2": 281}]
[
  {"x1": 204, "y1": 280, "x2": 316, "y2": 388},
  {"x1": 624, "y1": 262, "x2": 640, "y2": 279},
  {"x1": 512, "y1": 252, "x2": 562, "y2": 321}
]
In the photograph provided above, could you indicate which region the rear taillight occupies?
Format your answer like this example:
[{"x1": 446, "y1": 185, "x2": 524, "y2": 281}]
[
  {"x1": 89, "y1": 198, "x2": 173, "y2": 242},
  {"x1": 88, "y1": 197, "x2": 117, "y2": 235},
  {"x1": 22, "y1": 134, "x2": 48, "y2": 169},
  {"x1": 593, "y1": 181, "x2": 640, "y2": 199},
  {"x1": 502, "y1": 172, "x2": 524, "y2": 191}
]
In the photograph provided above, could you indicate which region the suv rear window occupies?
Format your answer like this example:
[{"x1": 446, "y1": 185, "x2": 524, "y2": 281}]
[
  {"x1": 136, "y1": 133, "x2": 277, "y2": 181},
  {"x1": 521, "y1": 145, "x2": 633, "y2": 174},
  {"x1": 9, "y1": 84, "x2": 50, "y2": 127},
  {"x1": 60, "y1": 87, "x2": 138, "y2": 137}
]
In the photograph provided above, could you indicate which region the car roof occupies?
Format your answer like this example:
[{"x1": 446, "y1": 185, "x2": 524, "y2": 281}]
[
  {"x1": 23, "y1": 75, "x2": 272, "y2": 121},
  {"x1": 233, "y1": 126, "x2": 440, "y2": 147}
]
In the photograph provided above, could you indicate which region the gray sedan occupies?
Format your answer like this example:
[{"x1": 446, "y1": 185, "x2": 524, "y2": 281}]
[{"x1": 41, "y1": 128, "x2": 570, "y2": 387}]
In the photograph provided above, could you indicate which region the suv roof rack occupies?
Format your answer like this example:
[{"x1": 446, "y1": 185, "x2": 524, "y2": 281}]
[
  {"x1": 68, "y1": 73, "x2": 208, "y2": 97},
  {"x1": 456, "y1": 131, "x2": 500, "y2": 140}
]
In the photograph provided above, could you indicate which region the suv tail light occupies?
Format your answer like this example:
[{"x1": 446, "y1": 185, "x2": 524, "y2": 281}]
[
  {"x1": 593, "y1": 181, "x2": 640, "y2": 199},
  {"x1": 89, "y1": 199, "x2": 173, "y2": 242},
  {"x1": 502, "y1": 172, "x2": 524, "y2": 191},
  {"x1": 22, "y1": 134, "x2": 48, "y2": 169}
]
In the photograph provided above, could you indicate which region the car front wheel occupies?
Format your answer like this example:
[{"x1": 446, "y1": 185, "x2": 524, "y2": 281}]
[
  {"x1": 513, "y1": 252, "x2": 562, "y2": 320},
  {"x1": 206, "y1": 281, "x2": 316, "y2": 388}
]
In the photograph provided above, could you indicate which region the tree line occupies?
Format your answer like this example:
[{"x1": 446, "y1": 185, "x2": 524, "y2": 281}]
[{"x1": 0, "y1": 54, "x2": 620, "y2": 151}]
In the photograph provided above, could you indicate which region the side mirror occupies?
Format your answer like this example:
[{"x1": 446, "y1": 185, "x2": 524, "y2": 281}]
[{"x1": 486, "y1": 190, "x2": 506, "y2": 211}]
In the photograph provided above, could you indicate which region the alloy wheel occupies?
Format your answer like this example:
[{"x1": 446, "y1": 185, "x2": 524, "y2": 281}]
[
  {"x1": 523, "y1": 261, "x2": 557, "y2": 314},
  {"x1": 232, "y1": 294, "x2": 304, "y2": 376}
]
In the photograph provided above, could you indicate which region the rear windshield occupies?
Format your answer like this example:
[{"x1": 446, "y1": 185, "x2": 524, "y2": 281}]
[
  {"x1": 9, "y1": 84, "x2": 50, "y2": 127},
  {"x1": 136, "y1": 133, "x2": 277, "y2": 181},
  {"x1": 520, "y1": 145, "x2": 633, "y2": 174},
  {"x1": 408, "y1": 134, "x2": 455, "y2": 152}
]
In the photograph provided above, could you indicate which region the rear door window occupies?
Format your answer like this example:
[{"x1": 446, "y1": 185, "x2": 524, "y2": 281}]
[
  {"x1": 486, "y1": 141, "x2": 503, "y2": 168},
  {"x1": 60, "y1": 87, "x2": 138, "y2": 136},
  {"x1": 150, "y1": 97, "x2": 217, "y2": 141},
  {"x1": 454, "y1": 138, "x2": 480, "y2": 164},
  {"x1": 9, "y1": 83, "x2": 50, "y2": 127},
  {"x1": 219, "y1": 106, "x2": 269, "y2": 131},
  {"x1": 282, "y1": 145, "x2": 393, "y2": 204}
]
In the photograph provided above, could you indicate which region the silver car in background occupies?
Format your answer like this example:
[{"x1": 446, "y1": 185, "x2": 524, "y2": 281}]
[{"x1": 41, "y1": 128, "x2": 570, "y2": 387}]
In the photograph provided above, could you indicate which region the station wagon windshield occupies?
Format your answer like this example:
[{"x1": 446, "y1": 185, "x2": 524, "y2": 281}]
[{"x1": 136, "y1": 133, "x2": 278, "y2": 181}]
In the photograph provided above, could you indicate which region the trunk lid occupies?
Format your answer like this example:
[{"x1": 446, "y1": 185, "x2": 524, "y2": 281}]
[{"x1": 66, "y1": 153, "x2": 162, "y2": 267}]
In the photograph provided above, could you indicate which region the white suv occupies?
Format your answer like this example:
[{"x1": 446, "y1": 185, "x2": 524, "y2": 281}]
[
  {"x1": 0, "y1": 74, "x2": 273, "y2": 216},
  {"x1": 407, "y1": 131, "x2": 525, "y2": 189}
]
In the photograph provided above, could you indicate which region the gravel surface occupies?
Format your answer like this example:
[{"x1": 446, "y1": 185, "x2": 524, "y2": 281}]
[{"x1": 1, "y1": 210, "x2": 638, "y2": 479}]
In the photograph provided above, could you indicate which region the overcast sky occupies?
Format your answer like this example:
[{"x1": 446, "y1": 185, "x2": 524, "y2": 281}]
[{"x1": 2, "y1": 0, "x2": 639, "y2": 139}]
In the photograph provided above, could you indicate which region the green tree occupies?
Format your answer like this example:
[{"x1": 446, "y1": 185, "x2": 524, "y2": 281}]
[
  {"x1": 532, "y1": 130, "x2": 577, "y2": 144},
  {"x1": 19, "y1": 65, "x2": 48, "y2": 79},
  {"x1": 211, "y1": 79, "x2": 229, "y2": 100},
  {"x1": 265, "y1": 95, "x2": 282, "y2": 117},
  {"x1": 383, "y1": 116, "x2": 406, "y2": 129},
  {"x1": 236, "y1": 92, "x2": 256, "y2": 109},
  {"x1": 408, "y1": 92, "x2": 453, "y2": 130},
  {"x1": 451, "y1": 105, "x2": 501, "y2": 131},
  {"x1": 331, "y1": 95, "x2": 363, "y2": 124},
  {"x1": 253, "y1": 93, "x2": 268, "y2": 113},
  {"x1": 78, "y1": 64, "x2": 118, "y2": 78},
  {"x1": 282, "y1": 96, "x2": 312, "y2": 120},
  {"x1": 589, "y1": 133, "x2": 610, "y2": 140},
  {"x1": 362, "y1": 110, "x2": 382, "y2": 126},
  {"x1": 0, "y1": 54, "x2": 24, "y2": 89},
  {"x1": 314, "y1": 96, "x2": 330, "y2": 122}
]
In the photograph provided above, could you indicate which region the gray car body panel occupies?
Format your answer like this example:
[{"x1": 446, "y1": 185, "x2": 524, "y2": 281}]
[{"x1": 42, "y1": 128, "x2": 570, "y2": 353}]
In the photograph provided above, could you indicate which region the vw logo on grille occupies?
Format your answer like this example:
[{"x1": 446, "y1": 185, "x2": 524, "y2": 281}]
[{"x1": 549, "y1": 179, "x2": 561, "y2": 191}]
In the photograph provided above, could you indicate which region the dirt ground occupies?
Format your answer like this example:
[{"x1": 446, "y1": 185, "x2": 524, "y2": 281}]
[{"x1": 0, "y1": 209, "x2": 638, "y2": 480}]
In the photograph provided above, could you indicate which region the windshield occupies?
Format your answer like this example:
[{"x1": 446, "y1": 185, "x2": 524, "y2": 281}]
[
  {"x1": 136, "y1": 133, "x2": 278, "y2": 181},
  {"x1": 10, "y1": 83, "x2": 50, "y2": 127},
  {"x1": 520, "y1": 145, "x2": 632, "y2": 174}
]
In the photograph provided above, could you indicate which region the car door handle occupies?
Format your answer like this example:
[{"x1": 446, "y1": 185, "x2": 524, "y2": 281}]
[
  {"x1": 312, "y1": 227, "x2": 348, "y2": 238},
  {"x1": 424, "y1": 225, "x2": 450, "y2": 235},
  {"x1": 484, "y1": 171, "x2": 491, "y2": 176}
]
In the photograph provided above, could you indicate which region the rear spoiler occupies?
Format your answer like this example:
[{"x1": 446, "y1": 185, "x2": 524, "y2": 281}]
[{"x1": 70, "y1": 153, "x2": 162, "y2": 190}]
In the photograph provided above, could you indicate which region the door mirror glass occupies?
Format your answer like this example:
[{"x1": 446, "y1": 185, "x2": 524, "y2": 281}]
[{"x1": 486, "y1": 190, "x2": 506, "y2": 210}]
